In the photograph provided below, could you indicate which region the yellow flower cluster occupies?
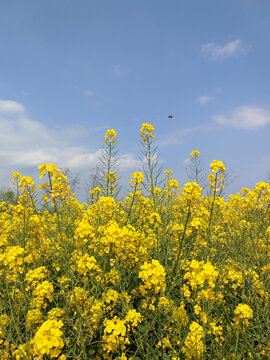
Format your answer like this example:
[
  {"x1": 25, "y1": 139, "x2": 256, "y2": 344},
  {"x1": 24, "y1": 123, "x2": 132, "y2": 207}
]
[
  {"x1": 190, "y1": 150, "x2": 200, "y2": 159},
  {"x1": 182, "y1": 321, "x2": 204, "y2": 359},
  {"x1": 103, "y1": 316, "x2": 129, "y2": 354},
  {"x1": 31, "y1": 319, "x2": 64, "y2": 358},
  {"x1": 32, "y1": 280, "x2": 54, "y2": 309},
  {"x1": 25, "y1": 266, "x2": 48, "y2": 289},
  {"x1": 210, "y1": 159, "x2": 226, "y2": 174},
  {"x1": 234, "y1": 303, "x2": 253, "y2": 327},
  {"x1": 72, "y1": 251, "x2": 101, "y2": 276},
  {"x1": 129, "y1": 171, "x2": 144, "y2": 187},
  {"x1": 0, "y1": 124, "x2": 269, "y2": 359},
  {"x1": 0, "y1": 314, "x2": 10, "y2": 344},
  {"x1": 139, "y1": 259, "x2": 166, "y2": 295},
  {"x1": 38, "y1": 163, "x2": 71, "y2": 202},
  {"x1": 26, "y1": 309, "x2": 43, "y2": 329},
  {"x1": 125, "y1": 309, "x2": 143, "y2": 328},
  {"x1": 140, "y1": 122, "x2": 155, "y2": 142},
  {"x1": 184, "y1": 260, "x2": 219, "y2": 289},
  {"x1": 0, "y1": 245, "x2": 24, "y2": 272},
  {"x1": 167, "y1": 179, "x2": 180, "y2": 191},
  {"x1": 104, "y1": 128, "x2": 117, "y2": 144}
]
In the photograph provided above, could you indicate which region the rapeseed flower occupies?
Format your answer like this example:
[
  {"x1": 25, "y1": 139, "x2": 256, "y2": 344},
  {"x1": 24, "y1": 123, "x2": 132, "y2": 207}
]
[
  {"x1": 234, "y1": 303, "x2": 253, "y2": 327},
  {"x1": 129, "y1": 171, "x2": 144, "y2": 187},
  {"x1": 139, "y1": 259, "x2": 166, "y2": 294},
  {"x1": 182, "y1": 321, "x2": 204, "y2": 359},
  {"x1": 125, "y1": 309, "x2": 143, "y2": 328},
  {"x1": 210, "y1": 160, "x2": 226, "y2": 174},
  {"x1": 140, "y1": 123, "x2": 155, "y2": 142},
  {"x1": 190, "y1": 150, "x2": 200, "y2": 159},
  {"x1": 31, "y1": 319, "x2": 64, "y2": 358},
  {"x1": 1, "y1": 126, "x2": 269, "y2": 359},
  {"x1": 104, "y1": 129, "x2": 117, "y2": 144}
]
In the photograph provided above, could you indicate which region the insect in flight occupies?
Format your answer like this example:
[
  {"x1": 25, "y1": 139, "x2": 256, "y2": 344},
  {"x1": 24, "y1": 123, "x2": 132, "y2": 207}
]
[{"x1": 168, "y1": 114, "x2": 173, "y2": 119}]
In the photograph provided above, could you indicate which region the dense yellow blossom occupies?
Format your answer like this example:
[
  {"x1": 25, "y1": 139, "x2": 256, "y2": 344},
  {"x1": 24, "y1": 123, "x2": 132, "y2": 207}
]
[
  {"x1": 26, "y1": 309, "x2": 43, "y2": 329},
  {"x1": 31, "y1": 319, "x2": 64, "y2": 358},
  {"x1": 184, "y1": 260, "x2": 219, "y2": 289},
  {"x1": 129, "y1": 171, "x2": 144, "y2": 187},
  {"x1": 140, "y1": 123, "x2": 155, "y2": 142},
  {"x1": 139, "y1": 259, "x2": 166, "y2": 294},
  {"x1": 125, "y1": 309, "x2": 143, "y2": 327},
  {"x1": 234, "y1": 303, "x2": 253, "y2": 327},
  {"x1": 182, "y1": 321, "x2": 204, "y2": 359},
  {"x1": 104, "y1": 128, "x2": 117, "y2": 144},
  {"x1": 210, "y1": 160, "x2": 226, "y2": 174},
  {"x1": 190, "y1": 150, "x2": 200, "y2": 159},
  {"x1": 0, "y1": 125, "x2": 269, "y2": 359}
]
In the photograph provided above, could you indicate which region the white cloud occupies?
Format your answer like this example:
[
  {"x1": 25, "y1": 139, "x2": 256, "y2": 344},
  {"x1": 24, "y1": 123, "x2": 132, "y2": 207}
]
[
  {"x1": 85, "y1": 89, "x2": 94, "y2": 96},
  {"x1": 66, "y1": 150, "x2": 102, "y2": 169},
  {"x1": 202, "y1": 39, "x2": 245, "y2": 60},
  {"x1": 0, "y1": 100, "x2": 139, "y2": 188},
  {"x1": 197, "y1": 96, "x2": 213, "y2": 104},
  {"x1": 113, "y1": 65, "x2": 129, "y2": 77},
  {"x1": 119, "y1": 153, "x2": 141, "y2": 170},
  {"x1": 0, "y1": 99, "x2": 25, "y2": 115},
  {"x1": 183, "y1": 157, "x2": 191, "y2": 165},
  {"x1": 213, "y1": 106, "x2": 270, "y2": 130}
]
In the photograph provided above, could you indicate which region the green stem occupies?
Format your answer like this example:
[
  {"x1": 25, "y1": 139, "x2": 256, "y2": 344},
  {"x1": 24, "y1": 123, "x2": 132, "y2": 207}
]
[{"x1": 147, "y1": 138, "x2": 156, "y2": 210}]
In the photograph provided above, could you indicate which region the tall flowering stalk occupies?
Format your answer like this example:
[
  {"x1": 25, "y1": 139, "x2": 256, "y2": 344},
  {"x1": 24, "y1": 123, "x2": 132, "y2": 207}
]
[
  {"x1": 187, "y1": 150, "x2": 207, "y2": 190},
  {"x1": 140, "y1": 123, "x2": 162, "y2": 210},
  {"x1": 96, "y1": 129, "x2": 120, "y2": 198},
  {"x1": 207, "y1": 160, "x2": 226, "y2": 243},
  {"x1": 125, "y1": 171, "x2": 144, "y2": 224}
]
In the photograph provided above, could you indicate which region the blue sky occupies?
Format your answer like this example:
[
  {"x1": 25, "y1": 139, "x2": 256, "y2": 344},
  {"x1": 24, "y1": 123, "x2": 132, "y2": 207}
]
[{"x1": 0, "y1": 0, "x2": 270, "y2": 199}]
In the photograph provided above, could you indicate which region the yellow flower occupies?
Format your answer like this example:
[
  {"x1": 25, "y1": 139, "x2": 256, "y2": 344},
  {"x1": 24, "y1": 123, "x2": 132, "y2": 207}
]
[
  {"x1": 104, "y1": 129, "x2": 117, "y2": 144},
  {"x1": 190, "y1": 150, "x2": 200, "y2": 160},
  {"x1": 25, "y1": 266, "x2": 48, "y2": 288},
  {"x1": 184, "y1": 260, "x2": 218, "y2": 289},
  {"x1": 106, "y1": 172, "x2": 118, "y2": 183},
  {"x1": 125, "y1": 309, "x2": 143, "y2": 327},
  {"x1": 149, "y1": 212, "x2": 161, "y2": 226},
  {"x1": 139, "y1": 259, "x2": 166, "y2": 294},
  {"x1": 129, "y1": 171, "x2": 144, "y2": 187},
  {"x1": 26, "y1": 309, "x2": 43, "y2": 329},
  {"x1": 140, "y1": 123, "x2": 155, "y2": 142},
  {"x1": 103, "y1": 289, "x2": 119, "y2": 310},
  {"x1": 31, "y1": 319, "x2": 64, "y2": 358},
  {"x1": 182, "y1": 322, "x2": 204, "y2": 359},
  {"x1": 48, "y1": 307, "x2": 65, "y2": 320},
  {"x1": 234, "y1": 303, "x2": 253, "y2": 319},
  {"x1": 167, "y1": 179, "x2": 180, "y2": 191},
  {"x1": 210, "y1": 160, "x2": 226, "y2": 174},
  {"x1": 12, "y1": 171, "x2": 21, "y2": 184},
  {"x1": 103, "y1": 316, "x2": 128, "y2": 354},
  {"x1": 32, "y1": 280, "x2": 54, "y2": 303},
  {"x1": 38, "y1": 163, "x2": 61, "y2": 178},
  {"x1": 233, "y1": 303, "x2": 253, "y2": 328}
]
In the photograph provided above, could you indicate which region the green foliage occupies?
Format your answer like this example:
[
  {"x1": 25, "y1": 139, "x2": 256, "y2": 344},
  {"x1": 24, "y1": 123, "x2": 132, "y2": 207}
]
[{"x1": 0, "y1": 187, "x2": 17, "y2": 205}]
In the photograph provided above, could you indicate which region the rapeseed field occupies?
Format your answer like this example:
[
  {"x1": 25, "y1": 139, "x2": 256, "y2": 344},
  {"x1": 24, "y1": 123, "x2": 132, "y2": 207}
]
[{"x1": 0, "y1": 124, "x2": 269, "y2": 359}]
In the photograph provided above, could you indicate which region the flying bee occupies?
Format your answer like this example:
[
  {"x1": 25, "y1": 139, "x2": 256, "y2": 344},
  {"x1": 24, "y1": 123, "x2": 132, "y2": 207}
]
[{"x1": 168, "y1": 114, "x2": 173, "y2": 119}]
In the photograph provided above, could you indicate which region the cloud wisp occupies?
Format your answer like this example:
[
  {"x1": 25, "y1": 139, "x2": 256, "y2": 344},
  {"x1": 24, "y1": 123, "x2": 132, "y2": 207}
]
[
  {"x1": 197, "y1": 96, "x2": 213, "y2": 104},
  {"x1": 0, "y1": 99, "x2": 139, "y2": 186},
  {"x1": 113, "y1": 65, "x2": 129, "y2": 77},
  {"x1": 159, "y1": 125, "x2": 215, "y2": 147},
  {"x1": 202, "y1": 39, "x2": 246, "y2": 60},
  {"x1": 213, "y1": 106, "x2": 270, "y2": 130},
  {"x1": 85, "y1": 89, "x2": 94, "y2": 96}
]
